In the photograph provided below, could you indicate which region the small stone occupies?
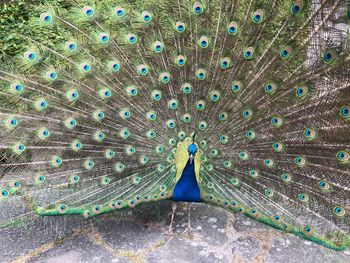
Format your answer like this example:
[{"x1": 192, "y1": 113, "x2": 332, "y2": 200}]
[
  {"x1": 208, "y1": 217, "x2": 218, "y2": 223},
  {"x1": 218, "y1": 228, "x2": 225, "y2": 233}
]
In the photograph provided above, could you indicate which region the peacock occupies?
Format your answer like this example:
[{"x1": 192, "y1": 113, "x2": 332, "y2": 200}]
[{"x1": 0, "y1": 0, "x2": 350, "y2": 252}]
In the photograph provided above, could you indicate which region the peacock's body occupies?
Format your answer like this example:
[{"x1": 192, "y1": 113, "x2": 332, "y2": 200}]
[{"x1": 1, "y1": 0, "x2": 350, "y2": 251}]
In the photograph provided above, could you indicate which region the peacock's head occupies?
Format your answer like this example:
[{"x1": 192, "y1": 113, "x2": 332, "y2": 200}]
[{"x1": 188, "y1": 132, "x2": 198, "y2": 163}]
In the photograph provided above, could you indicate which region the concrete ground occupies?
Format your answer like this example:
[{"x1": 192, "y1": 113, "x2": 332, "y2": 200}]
[{"x1": 1, "y1": 201, "x2": 349, "y2": 263}]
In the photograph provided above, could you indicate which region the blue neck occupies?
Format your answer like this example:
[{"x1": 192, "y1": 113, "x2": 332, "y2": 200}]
[{"x1": 173, "y1": 158, "x2": 201, "y2": 202}]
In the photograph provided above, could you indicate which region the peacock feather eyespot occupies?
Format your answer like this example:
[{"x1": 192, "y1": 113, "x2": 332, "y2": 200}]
[
  {"x1": 125, "y1": 145, "x2": 136, "y2": 156},
  {"x1": 168, "y1": 99, "x2": 178, "y2": 110},
  {"x1": 243, "y1": 47, "x2": 254, "y2": 60},
  {"x1": 198, "y1": 121, "x2": 207, "y2": 130},
  {"x1": 10, "y1": 82, "x2": 24, "y2": 94},
  {"x1": 80, "y1": 63, "x2": 91, "y2": 73},
  {"x1": 65, "y1": 89, "x2": 79, "y2": 102},
  {"x1": 294, "y1": 155, "x2": 306, "y2": 167},
  {"x1": 295, "y1": 85, "x2": 309, "y2": 99},
  {"x1": 69, "y1": 174, "x2": 80, "y2": 184},
  {"x1": 127, "y1": 33, "x2": 138, "y2": 44},
  {"x1": 37, "y1": 127, "x2": 50, "y2": 140},
  {"x1": 65, "y1": 41, "x2": 77, "y2": 51},
  {"x1": 291, "y1": 1, "x2": 303, "y2": 14},
  {"x1": 105, "y1": 149, "x2": 115, "y2": 159},
  {"x1": 333, "y1": 206, "x2": 346, "y2": 217},
  {"x1": 209, "y1": 90, "x2": 221, "y2": 102},
  {"x1": 119, "y1": 108, "x2": 131, "y2": 120},
  {"x1": 116, "y1": 200, "x2": 124, "y2": 209},
  {"x1": 219, "y1": 57, "x2": 232, "y2": 69},
  {"x1": 303, "y1": 128, "x2": 317, "y2": 141},
  {"x1": 96, "y1": 33, "x2": 108, "y2": 45},
  {"x1": 52, "y1": 155, "x2": 63, "y2": 168},
  {"x1": 65, "y1": 117, "x2": 77, "y2": 129},
  {"x1": 100, "y1": 176, "x2": 110, "y2": 186},
  {"x1": 146, "y1": 111, "x2": 157, "y2": 122},
  {"x1": 175, "y1": 21, "x2": 186, "y2": 32},
  {"x1": 280, "y1": 46, "x2": 292, "y2": 59},
  {"x1": 82, "y1": 6, "x2": 94, "y2": 17},
  {"x1": 223, "y1": 160, "x2": 231, "y2": 168},
  {"x1": 114, "y1": 162, "x2": 124, "y2": 173},
  {"x1": 84, "y1": 160, "x2": 95, "y2": 170},
  {"x1": 339, "y1": 106, "x2": 350, "y2": 119},
  {"x1": 198, "y1": 36, "x2": 209, "y2": 48},
  {"x1": 141, "y1": 11, "x2": 152, "y2": 22},
  {"x1": 219, "y1": 134, "x2": 229, "y2": 144},
  {"x1": 5, "y1": 116, "x2": 18, "y2": 130},
  {"x1": 193, "y1": 2, "x2": 204, "y2": 14},
  {"x1": 152, "y1": 41, "x2": 164, "y2": 53},
  {"x1": 178, "y1": 131, "x2": 186, "y2": 140},
  {"x1": 336, "y1": 150, "x2": 350, "y2": 163},
  {"x1": 99, "y1": 87, "x2": 112, "y2": 99},
  {"x1": 139, "y1": 155, "x2": 149, "y2": 165},
  {"x1": 40, "y1": 12, "x2": 52, "y2": 23},
  {"x1": 219, "y1": 112, "x2": 228, "y2": 121},
  {"x1": 272, "y1": 214, "x2": 282, "y2": 223},
  {"x1": 35, "y1": 174, "x2": 46, "y2": 185},
  {"x1": 318, "y1": 180, "x2": 330, "y2": 191},
  {"x1": 157, "y1": 163, "x2": 165, "y2": 172},
  {"x1": 196, "y1": 100, "x2": 206, "y2": 110},
  {"x1": 12, "y1": 143, "x2": 25, "y2": 155},
  {"x1": 94, "y1": 130, "x2": 106, "y2": 142},
  {"x1": 93, "y1": 110, "x2": 105, "y2": 122},
  {"x1": 115, "y1": 6, "x2": 125, "y2": 17},
  {"x1": 182, "y1": 82, "x2": 192, "y2": 93},
  {"x1": 125, "y1": 85, "x2": 138, "y2": 97},
  {"x1": 9, "y1": 180, "x2": 21, "y2": 191},
  {"x1": 57, "y1": 204, "x2": 68, "y2": 214},
  {"x1": 271, "y1": 115, "x2": 283, "y2": 127},
  {"x1": 249, "y1": 208, "x2": 259, "y2": 217},
  {"x1": 45, "y1": 70, "x2": 57, "y2": 81},
  {"x1": 264, "y1": 82, "x2": 277, "y2": 94},
  {"x1": 231, "y1": 81, "x2": 243, "y2": 93},
  {"x1": 209, "y1": 149, "x2": 218, "y2": 158},
  {"x1": 159, "y1": 72, "x2": 171, "y2": 84},
  {"x1": 34, "y1": 98, "x2": 48, "y2": 111},
  {"x1": 246, "y1": 130, "x2": 256, "y2": 140},
  {"x1": 166, "y1": 119, "x2": 176, "y2": 129},
  {"x1": 265, "y1": 189, "x2": 274, "y2": 198},
  {"x1": 231, "y1": 178, "x2": 240, "y2": 187},
  {"x1": 302, "y1": 226, "x2": 314, "y2": 236},
  {"x1": 168, "y1": 138, "x2": 177, "y2": 147},
  {"x1": 175, "y1": 55, "x2": 187, "y2": 66},
  {"x1": 298, "y1": 193, "x2": 309, "y2": 203},
  {"x1": 146, "y1": 129, "x2": 156, "y2": 139},
  {"x1": 272, "y1": 141, "x2": 284, "y2": 152},
  {"x1": 196, "y1": 69, "x2": 207, "y2": 80},
  {"x1": 242, "y1": 108, "x2": 253, "y2": 121},
  {"x1": 322, "y1": 50, "x2": 337, "y2": 64},
  {"x1": 182, "y1": 113, "x2": 192, "y2": 123},
  {"x1": 227, "y1": 21, "x2": 238, "y2": 35},
  {"x1": 155, "y1": 145, "x2": 165, "y2": 154},
  {"x1": 110, "y1": 61, "x2": 121, "y2": 73},
  {"x1": 70, "y1": 139, "x2": 82, "y2": 152},
  {"x1": 264, "y1": 158, "x2": 274, "y2": 167},
  {"x1": 151, "y1": 90, "x2": 162, "y2": 101},
  {"x1": 252, "y1": 9, "x2": 264, "y2": 24},
  {"x1": 24, "y1": 50, "x2": 36, "y2": 62},
  {"x1": 281, "y1": 172, "x2": 292, "y2": 183},
  {"x1": 239, "y1": 150, "x2": 249, "y2": 160}
]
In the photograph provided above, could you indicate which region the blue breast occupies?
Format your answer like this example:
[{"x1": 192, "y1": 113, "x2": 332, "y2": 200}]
[{"x1": 173, "y1": 159, "x2": 201, "y2": 202}]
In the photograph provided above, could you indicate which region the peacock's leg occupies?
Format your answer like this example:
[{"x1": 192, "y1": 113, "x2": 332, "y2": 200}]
[
  {"x1": 184, "y1": 202, "x2": 192, "y2": 237},
  {"x1": 166, "y1": 201, "x2": 177, "y2": 236}
]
